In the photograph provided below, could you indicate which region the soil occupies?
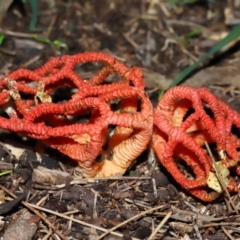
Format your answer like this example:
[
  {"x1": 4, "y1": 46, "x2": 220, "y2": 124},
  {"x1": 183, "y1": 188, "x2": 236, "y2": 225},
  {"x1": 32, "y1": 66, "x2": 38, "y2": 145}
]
[{"x1": 0, "y1": 1, "x2": 240, "y2": 239}]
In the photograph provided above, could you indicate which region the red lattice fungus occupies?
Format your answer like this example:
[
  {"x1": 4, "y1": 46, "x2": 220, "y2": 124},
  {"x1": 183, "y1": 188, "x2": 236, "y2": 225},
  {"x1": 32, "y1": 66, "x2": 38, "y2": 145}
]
[{"x1": 1, "y1": 53, "x2": 240, "y2": 201}]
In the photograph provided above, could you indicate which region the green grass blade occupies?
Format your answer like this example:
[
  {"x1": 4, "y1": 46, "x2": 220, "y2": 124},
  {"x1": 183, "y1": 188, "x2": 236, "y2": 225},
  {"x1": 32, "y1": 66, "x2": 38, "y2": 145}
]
[
  {"x1": 0, "y1": 34, "x2": 5, "y2": 46},
  {"x1": 0, "y1": 170, "x2": 12, "y2": 176},
  {"x1": 28, "y1": 0, "x2": 38, "y2": 31}
]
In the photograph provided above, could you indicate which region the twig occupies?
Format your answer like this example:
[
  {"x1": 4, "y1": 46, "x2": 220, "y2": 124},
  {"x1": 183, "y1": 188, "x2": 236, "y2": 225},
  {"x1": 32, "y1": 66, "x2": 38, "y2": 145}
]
[
  {"x1": 160, "y1": 23, "x2": 198, "y2": 62},
  {"x1": 193, "y1": 224, "x2": 203, "y2": 240},
  {"x1": 41, "y1": 228, "x2": 53, "y2": 240},
  {"x1": 70, "y1": 176, "x2": 151, "y2": 185},
  {"x1": 45, "y1": 13, "x2": 57, "y2": 38},
  {"x1": 122, "y1": 32, "x2": 139, "y2": 49},
  {"x1": 0, "y1": 184, "x2": 67, "y2": 240},
  {"x1": 159, "y1": 0, "x2": 170, "y2": 17},
  {"x1": 21, "y1": 54, "x2": 42, "y2": 68},
  {"x1": 96, "y1": 205, "x2": 164, "y2": 240},
  {"x1": 200, "y1": 222, "x2": 240, "y2": 228},
  {"x1": 147, "y1": 0, "x2": 157, "y2": 13},
  {"x1": 0, "y1": 28, "x2": 44, "y2": 38},
  {"x1": 26, "y1": 202, "x2": 140, "y2": 240},
  {"x1": 147, "y1": 211, "x2": 172, "y2": 240},
  {"x1": 222, "y1": 226, "x2": 235, "y2": 240},
  {"x1": 165, "y1": 19, "x2": 211, "y2": 36}
]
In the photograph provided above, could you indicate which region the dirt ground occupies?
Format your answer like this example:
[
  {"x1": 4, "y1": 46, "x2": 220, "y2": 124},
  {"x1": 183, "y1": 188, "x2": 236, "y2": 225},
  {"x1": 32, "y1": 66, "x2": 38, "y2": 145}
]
[{"x1": 0, "y1": 1, "x2": 240, "y2": 239}]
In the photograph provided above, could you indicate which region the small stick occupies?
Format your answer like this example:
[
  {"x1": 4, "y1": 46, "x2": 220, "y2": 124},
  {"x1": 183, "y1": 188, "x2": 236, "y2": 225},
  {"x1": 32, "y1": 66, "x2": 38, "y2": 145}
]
[
  {"x1": 0, "y1": 184, "x2": 67, "y2": 240},
  {"x1": 221, "y1": 226, "x2": 235, "y2": 240},
  {"x1": 96, "y1": 205, "x2": 164, "y2": 240},
  {"x1": 147, "y1": 211, "x2": 172, "y2": 240},
  {"x1": 26, "y1": 202, "x2": 140, "y2": 240}
]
